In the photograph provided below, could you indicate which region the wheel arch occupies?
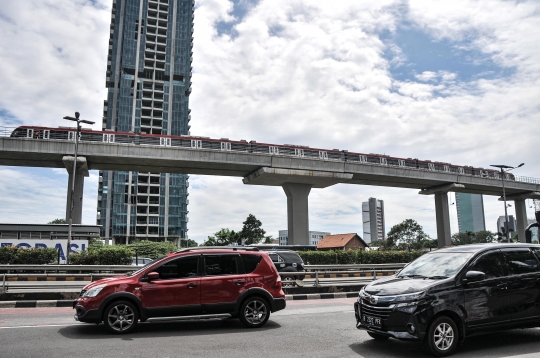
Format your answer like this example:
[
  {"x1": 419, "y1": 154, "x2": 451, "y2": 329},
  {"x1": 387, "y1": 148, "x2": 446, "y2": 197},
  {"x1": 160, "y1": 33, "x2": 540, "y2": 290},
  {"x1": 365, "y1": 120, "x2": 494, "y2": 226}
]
[
  {"x1": 235, "y1": 288, "x2": 274, "y2": 314},
  {"x1": 98, "y1": 293, "x2": 145, "y2": 321},
  {"x1": 427, "y1": 309, "x2": 465, "y2": 343}
]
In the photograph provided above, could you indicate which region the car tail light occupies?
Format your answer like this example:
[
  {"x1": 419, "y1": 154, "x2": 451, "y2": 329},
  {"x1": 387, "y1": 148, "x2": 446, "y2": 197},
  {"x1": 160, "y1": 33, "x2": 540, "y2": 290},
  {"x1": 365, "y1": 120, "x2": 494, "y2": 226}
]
[{"x1": 275, "y1": 275, "x2": 282, "y2": 289}]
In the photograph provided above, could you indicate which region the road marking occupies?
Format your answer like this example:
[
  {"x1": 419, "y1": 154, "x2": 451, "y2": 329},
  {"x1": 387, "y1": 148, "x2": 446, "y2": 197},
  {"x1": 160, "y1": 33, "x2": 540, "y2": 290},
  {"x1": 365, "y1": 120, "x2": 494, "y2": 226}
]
[{"x1": 0, "y1": 323, "x2": 85, "y2": 329}]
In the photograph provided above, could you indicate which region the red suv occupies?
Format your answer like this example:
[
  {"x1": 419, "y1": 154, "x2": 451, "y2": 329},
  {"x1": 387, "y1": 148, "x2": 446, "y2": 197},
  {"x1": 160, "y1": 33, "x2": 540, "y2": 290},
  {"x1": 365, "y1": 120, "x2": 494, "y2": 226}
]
[{"x1": 73, "y1": 247, "x2": 286, "y2": 333}]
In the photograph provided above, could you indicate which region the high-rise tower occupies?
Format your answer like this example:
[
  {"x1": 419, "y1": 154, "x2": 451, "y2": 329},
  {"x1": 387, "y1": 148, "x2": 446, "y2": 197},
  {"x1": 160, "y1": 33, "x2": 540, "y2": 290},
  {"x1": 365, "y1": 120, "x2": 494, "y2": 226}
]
[
  {"x1": 97, "y1": 0, "x2": 194, "y2": 244},
  {"x1": 362, "y1": 198, "x2": 385, "y2": 243},
  {"x1": 455, "y1": 193, "x2": 486, "y2": 233}
]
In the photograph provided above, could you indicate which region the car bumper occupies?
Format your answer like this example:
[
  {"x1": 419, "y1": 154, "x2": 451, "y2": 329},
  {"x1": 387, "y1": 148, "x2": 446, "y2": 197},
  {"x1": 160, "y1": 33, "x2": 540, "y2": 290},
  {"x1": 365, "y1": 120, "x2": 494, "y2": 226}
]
[
  {"x1": 74, "y1": 301, "x2": 102, "y2": 324},
  {"x1": 353, "y1": 301, "x2": 426, "y2": 342},
  {"x1": 272, "y1": 297, "x2": 286, "y2": 312}
]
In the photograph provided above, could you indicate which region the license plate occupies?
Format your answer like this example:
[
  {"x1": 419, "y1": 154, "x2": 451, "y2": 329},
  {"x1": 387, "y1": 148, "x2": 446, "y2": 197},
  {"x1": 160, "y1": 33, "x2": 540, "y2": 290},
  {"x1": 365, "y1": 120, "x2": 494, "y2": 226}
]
[{"x1": 362, "y1": 314, "x2": 381, "y2": 327}]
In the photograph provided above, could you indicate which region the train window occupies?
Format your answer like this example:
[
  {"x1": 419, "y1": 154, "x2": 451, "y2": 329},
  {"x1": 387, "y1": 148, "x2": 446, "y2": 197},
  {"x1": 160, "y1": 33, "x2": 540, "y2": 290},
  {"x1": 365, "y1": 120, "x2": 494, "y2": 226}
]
[
  {"x1": 43, "y1": 130, "x2": 50, "y2": 140},
  {"x1": 428, "y1": 163, "x2": 435, "y2": 171},
  {"x1": 398, "y1": 159, "x2": 405, "y2": 167},
  {"x1": 359, "y1": 155, "x2": 367, "y2": 163},
  {"x1": 294, "y1": 148, "x2": 304, "y2": 157},
  {"x1": 269, "y1": 146, "x2": 279, "y2": 155},
  {"x1": 191, "y1": 140, "x2": 202, "y2": 149},
  {"x1": 26, "y1": 129, "x2": 34, "y2": 138},
  {"x1": 160, "y1": 137, "x2": 171, "y2": 147},
  {"x1": 443, "y1": 165, "x2": 449, "y2": 172},
  {"x1": 102, "y1": 134, "x2": 115, "y2": 143},
  {"x1": 319, "y1": 151, "x2": 328, "y2": 160},
  {"x1": 220, "y1": 142, "x2": 231, "y2": 151},
  {"x1": 68, "y1": 131, "x2": 77, "y2": 141},
  {"x1": 458, "y1": 167, "x2": 464, "y2": 174},
  {"x1": 380, "y1": 158, "x2": 387, "y2": 165}
]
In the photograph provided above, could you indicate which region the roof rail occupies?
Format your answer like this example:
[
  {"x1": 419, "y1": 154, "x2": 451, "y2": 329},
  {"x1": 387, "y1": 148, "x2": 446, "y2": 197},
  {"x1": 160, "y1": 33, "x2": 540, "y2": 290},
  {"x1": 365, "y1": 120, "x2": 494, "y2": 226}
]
[{"x1": 174, "y1": 246, "x2": 260, "y2": 253}]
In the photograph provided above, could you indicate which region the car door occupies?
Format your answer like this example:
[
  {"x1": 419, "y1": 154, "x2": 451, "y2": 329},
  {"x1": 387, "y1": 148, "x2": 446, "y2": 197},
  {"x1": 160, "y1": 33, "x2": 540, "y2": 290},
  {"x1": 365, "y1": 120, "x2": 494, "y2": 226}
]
[
  {"x1": 463, "y1": 249, "x2": 513, "y2": 330},
  {"x1": 501, "y1": 248, "x2": 540, "y2": 324},
  {"x1": 141, "y1": 255, "x2": 201, "y2": 317},
  {"x1": 199, "y1": 254, "x2": 246, "y2": 314}
]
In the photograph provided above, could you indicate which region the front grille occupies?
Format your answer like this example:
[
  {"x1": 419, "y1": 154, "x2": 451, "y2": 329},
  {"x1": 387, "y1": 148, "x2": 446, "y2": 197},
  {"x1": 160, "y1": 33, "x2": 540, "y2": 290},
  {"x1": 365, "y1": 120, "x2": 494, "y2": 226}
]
[
  {"x1": 360, "y1": 300, "x2": 392, "y2": 319},
  {"x1": 360, "y1": 300, "x2": 407, "y2": 332}
]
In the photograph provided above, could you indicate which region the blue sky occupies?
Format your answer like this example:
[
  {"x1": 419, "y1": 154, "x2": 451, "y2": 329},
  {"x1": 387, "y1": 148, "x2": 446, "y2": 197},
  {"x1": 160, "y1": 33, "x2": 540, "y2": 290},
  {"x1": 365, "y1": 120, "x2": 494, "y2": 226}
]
[{"x1": 1, "y1": 0, "x2": 539, "y2": 243}]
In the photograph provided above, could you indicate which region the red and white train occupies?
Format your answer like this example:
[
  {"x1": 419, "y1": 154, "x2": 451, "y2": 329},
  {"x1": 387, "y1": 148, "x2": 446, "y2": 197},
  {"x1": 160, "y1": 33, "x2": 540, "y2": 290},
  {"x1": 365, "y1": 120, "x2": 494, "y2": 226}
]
[{"x1": 10, "y1": 126, "x2": 514, "y2": 180}]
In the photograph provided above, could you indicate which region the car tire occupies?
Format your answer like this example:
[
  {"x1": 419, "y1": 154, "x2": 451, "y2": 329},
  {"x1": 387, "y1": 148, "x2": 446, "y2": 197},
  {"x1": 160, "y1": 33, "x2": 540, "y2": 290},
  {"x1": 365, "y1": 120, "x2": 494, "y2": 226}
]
[
  {"x1": 426, "y1": 316, "x2": 458, "y2": 357},
  {"x1": 103, "y1": 300, "x2": 139, "y2": 334},
  {"x1": 239, "y1": 296, "x2": 270, "y2": 328},
  {"x1": 367, "y1": 331, "x2": 389, "y2": 341}
]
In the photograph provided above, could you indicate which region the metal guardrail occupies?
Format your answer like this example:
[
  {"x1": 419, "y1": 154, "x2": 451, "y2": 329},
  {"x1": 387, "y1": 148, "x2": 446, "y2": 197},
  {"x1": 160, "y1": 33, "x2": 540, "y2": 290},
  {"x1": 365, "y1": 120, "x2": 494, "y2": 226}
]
[{"x1": 0, "y1": 264, "x2": 406, "y2": 292}]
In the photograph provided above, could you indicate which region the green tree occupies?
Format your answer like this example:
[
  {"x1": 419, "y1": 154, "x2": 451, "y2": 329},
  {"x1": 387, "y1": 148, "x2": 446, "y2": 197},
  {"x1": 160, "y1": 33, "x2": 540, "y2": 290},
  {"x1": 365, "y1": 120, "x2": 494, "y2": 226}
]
[
  {"x1": 386, "y1": 219, "x2": 431, "y2": 250},
  {"x1": 48, "y1": 218, "x2": 66, "y2": 224},
  {"x1": 475, "y1": 230, "x2": 495, "y2": 243},
  {"x1": 202, "y1": 228, "x2": 240, "y2": 246},
  {"x1": 263, "y1": 235, "x2": 274, "y2": 244},
  {"x1": 183, "y1": 239, "x2": 199, "y2": 247},
  {"x1": 239, "y1": 214, "x2": 266, "y2": 245}
]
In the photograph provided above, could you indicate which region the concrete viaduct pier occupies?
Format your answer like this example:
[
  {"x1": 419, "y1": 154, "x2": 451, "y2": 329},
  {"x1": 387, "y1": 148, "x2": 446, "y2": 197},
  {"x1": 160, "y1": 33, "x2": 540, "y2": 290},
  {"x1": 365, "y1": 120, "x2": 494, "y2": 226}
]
[{"x1": 1, "y1": 136, "x2": 539, "y2": 247}]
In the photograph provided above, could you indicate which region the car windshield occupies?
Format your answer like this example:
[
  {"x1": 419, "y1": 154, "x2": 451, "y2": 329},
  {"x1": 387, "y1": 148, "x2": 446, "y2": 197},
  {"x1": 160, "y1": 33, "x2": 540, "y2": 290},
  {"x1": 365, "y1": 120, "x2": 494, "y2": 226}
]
[
  {"x1": 397, "y1": 252, "x2": 473, "y2": 279},
  {"x1": 126, "y1": 256, "x2": 165, "y2": 276}
]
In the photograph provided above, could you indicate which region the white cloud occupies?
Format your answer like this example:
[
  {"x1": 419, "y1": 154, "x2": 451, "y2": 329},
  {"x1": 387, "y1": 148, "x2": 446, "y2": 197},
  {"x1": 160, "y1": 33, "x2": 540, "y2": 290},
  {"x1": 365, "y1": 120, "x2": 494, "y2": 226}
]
[{"x1": 0, "y1": 0, "x2": 539, "y2": 243}]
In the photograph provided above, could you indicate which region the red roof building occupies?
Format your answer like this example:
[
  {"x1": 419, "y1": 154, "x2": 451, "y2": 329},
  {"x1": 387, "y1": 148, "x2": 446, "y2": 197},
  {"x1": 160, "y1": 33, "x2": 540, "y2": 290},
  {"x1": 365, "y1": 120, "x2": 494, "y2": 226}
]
[{"x1": 316, "y1": 233, "x2": 368, "y2": 251}]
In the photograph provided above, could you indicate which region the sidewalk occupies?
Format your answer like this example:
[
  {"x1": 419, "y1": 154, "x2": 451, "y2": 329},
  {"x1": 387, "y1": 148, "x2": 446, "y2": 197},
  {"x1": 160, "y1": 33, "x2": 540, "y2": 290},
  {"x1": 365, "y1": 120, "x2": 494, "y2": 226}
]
[{"x1": 0, "y1": 284, "x2": 363, "y2": 308}]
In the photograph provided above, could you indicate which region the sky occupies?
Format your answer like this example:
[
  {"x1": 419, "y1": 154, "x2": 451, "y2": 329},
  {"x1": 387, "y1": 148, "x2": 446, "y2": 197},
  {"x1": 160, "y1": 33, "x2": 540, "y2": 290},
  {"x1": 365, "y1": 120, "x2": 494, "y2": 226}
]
[{"x1": 0, "y1": 0, "x2": 539, "y2": 244}]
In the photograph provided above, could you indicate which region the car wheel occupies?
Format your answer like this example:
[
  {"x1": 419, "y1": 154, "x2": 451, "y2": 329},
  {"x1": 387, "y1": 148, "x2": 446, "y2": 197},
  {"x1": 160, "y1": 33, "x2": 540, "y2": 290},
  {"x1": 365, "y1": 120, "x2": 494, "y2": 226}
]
[
  {"x1": 283, "y1": 276, "x2": 295, "y2": 287},
  {"x1": 367, "y1": 331, "x2": 389, "y2": 341},
  {"x1": 103, "y1": 300, "x2": 139, "y2": 334},
  {"x1": 239, "y1": 296, "x2": 270, "y2": 328},
  {"x1": 426, "y1": 316, "x2": 458, "y2": 357}
]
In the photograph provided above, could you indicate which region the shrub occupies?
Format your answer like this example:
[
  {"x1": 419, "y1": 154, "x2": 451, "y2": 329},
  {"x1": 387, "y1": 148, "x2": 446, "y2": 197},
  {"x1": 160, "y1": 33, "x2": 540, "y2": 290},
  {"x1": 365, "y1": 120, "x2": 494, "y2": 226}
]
[
  {"x1": 297, "y1": 249, "x2": 425, "y2": 265},
  {"x1": 0, "y1": 246, "x2": 57, "y2": 264},
  {"x1": 69, "y1": 246, "x2": 133, "y2": 265},
  {"x1": 127, "y1": 240, "x2": 178, "y2": 259}
]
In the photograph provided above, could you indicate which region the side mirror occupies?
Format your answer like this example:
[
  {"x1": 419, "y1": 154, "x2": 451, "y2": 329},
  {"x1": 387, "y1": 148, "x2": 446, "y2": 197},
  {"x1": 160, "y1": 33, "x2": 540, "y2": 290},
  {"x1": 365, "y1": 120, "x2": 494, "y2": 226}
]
[
  {"x1": 140, "y1": 272, "x2": 160, "y2": 282},
  {"x1": 463, "y1": 270, "x2": 485, "y2": 283}
]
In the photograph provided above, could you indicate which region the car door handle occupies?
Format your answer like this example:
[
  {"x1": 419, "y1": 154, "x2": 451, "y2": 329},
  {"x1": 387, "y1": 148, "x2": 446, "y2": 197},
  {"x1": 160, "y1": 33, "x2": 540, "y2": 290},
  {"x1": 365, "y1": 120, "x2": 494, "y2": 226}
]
[
  {"x1": 187, "y1": 283, "x2": 198, "y2": 288},
  {"x1": 235, "y1": 280, "x2": 246, "y2": 285}
]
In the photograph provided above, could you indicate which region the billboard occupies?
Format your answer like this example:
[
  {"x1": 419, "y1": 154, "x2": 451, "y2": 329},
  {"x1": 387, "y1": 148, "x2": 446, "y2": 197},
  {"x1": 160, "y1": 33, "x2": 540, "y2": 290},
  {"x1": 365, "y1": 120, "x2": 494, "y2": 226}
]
[{"x1": 0, "y1": 240, "x2": 87, "y2": 264}]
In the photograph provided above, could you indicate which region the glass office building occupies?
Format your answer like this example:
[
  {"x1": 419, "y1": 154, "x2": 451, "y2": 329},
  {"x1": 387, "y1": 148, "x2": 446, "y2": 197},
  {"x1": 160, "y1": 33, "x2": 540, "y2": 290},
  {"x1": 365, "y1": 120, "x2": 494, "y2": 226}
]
[
  {"x1": 97, "y1": 0, "x2": 194, "y2": 244},
  {"x1": 362, "y1": 197, "x2": 385, "y2": 243},
  {"x1": 455, "y1": 193, "x2": 486, "y2": 233}
]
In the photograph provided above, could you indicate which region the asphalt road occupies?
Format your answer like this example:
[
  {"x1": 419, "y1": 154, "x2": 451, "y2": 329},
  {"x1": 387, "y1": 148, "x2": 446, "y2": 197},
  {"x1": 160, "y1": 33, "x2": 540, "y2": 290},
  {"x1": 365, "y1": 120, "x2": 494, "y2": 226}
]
[{"x1": 1, "y1": 298, "x2": 540, "y2": 358}]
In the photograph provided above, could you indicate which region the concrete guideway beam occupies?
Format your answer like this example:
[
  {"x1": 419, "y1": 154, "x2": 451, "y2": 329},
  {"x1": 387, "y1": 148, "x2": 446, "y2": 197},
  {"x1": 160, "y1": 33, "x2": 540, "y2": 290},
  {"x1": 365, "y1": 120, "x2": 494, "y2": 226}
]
[
  {"x1": 282, "y1": 183, "x2": 311, "y2": 246},
  {"x1": 62, "y1": 156, "x2": 89, "y2": 225},
  {"x1": 243, "y1": 167, "x2": 353, "y2": 188}
]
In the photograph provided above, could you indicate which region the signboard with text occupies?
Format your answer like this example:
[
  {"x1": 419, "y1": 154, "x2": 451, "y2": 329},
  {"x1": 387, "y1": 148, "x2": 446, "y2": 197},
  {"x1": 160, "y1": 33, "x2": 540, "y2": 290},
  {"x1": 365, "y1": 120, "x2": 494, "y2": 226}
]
[{"x1": 0, "y1": 240, "x2": 87, "y2": 264}]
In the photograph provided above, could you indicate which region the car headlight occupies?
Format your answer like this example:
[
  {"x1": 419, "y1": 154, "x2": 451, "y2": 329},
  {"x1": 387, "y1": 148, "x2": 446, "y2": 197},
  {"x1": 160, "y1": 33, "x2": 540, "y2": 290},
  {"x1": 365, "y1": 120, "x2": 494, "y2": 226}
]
[
  {"x1": 392, "y1": 291, "x2": 426, "y2": 303},
  {"x1": 82, "y1": 284, "x2": 106, "y2": 298}
]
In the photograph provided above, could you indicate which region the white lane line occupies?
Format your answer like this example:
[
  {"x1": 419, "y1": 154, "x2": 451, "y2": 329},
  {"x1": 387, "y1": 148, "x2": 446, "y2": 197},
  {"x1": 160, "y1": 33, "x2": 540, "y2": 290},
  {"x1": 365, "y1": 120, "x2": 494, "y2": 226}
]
[
  {"x1": 273, "y1": 306, "x2": 355, "y2": 316},
  {"x1": 0, "y1": 323, "x2": 84, "y2": 329},
  {"x1": 501, "y1": 354, "x2": 540, "y2": 358}
]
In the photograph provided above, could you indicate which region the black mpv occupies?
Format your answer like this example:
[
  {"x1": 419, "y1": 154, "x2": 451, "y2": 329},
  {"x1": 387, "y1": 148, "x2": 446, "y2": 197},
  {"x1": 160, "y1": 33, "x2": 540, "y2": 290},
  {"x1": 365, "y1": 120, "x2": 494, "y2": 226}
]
[{"x1": 354, "y1": 244, "x2": 540, "y2": 357}]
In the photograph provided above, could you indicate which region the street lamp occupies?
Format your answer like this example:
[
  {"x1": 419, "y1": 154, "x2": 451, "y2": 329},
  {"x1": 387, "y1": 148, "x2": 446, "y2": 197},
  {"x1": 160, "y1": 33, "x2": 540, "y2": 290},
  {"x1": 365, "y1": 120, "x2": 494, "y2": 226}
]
[
  {"x1": 64, "y1": 112, "x2": 95, "y2": 263},
  {"x1": 490, "y1": 163, "x2": 524, "y2": 243}
]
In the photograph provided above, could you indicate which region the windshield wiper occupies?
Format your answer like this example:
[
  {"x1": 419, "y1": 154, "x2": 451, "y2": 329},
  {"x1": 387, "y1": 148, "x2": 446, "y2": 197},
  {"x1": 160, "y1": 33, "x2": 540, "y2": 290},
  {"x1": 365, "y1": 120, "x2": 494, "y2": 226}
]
[
  {"x1": 426, "y1": 275, "x2": 448, "y2": 280},
  {"x1": 399, "y1": 274, "x2": 428, "y2": 279}
]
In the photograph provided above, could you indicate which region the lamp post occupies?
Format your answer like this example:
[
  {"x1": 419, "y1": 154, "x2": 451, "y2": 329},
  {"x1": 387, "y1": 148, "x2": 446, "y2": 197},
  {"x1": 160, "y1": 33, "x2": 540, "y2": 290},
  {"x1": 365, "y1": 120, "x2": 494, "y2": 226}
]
[
  {"x1": 64, "y1": 112, "x2": 95, "y2": 263},
  {"x1": 490, "y1": 163, "x2": 524, "y2": 243}
]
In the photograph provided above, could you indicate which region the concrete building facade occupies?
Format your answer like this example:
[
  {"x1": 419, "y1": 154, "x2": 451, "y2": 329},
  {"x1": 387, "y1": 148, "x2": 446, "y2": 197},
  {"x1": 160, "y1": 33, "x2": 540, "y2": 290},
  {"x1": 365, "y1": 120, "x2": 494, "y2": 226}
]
[
  {"x1": 362, "y1": 198, "x2": 385, "y2": 243},
  {"x1": 455, "y1": 193, "x2": 486, "y2": 233},
  {"x1": 278, "y1": 230, "x2": 330, "y2": 246},
  {"x1": 497, "y1": 215, "x2": 516, "y2": 235},
  {"x1": 97, "y1": 0, "x2": 194, "y2": 244}
]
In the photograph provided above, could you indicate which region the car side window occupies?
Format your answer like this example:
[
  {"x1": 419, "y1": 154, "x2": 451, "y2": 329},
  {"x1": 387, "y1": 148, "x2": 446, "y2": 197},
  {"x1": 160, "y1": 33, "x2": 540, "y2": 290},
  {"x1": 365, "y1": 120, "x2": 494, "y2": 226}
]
[
  {"x1": 204, "y1": 255, "x2": 239, "y2": 276},
  {"x1": 504, "y1": 250, "x2": 539, "y2": 275},
  {"x1": 269, "y1": 253, "x2": 283, "y2": 263},
  {"x1": 468, "y1": 251, "x2": 506, "y2": 279},
  {"x1": 154, "y1": 256, "x2": 199, "y2": 280},
  {"x1": 241, "y1": 254, "x2": 262, "y2": 274}
]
